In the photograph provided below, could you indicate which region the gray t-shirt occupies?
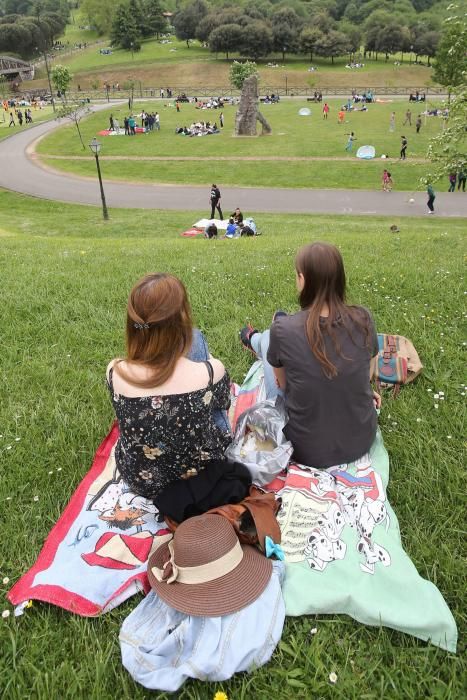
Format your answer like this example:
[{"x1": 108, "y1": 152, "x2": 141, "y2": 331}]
[{"x1": 267, "y1": 307, "x2": 379, "y2": 468}]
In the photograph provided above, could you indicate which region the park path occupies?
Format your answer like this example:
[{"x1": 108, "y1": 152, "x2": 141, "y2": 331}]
[{"x1": 0, "y1": 106, "x2": 466, "y2": 218}]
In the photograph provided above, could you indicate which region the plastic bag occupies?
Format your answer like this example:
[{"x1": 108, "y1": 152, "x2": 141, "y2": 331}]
[{"x1": 226, "y1": 399, "x2": 293, "y2": 487}]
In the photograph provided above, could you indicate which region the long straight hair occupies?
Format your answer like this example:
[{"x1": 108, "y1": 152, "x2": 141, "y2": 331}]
[
  {"x1": 116, "y1": 273, "x2": 193, "y2": 388},
  {"x1": 295, "y1": 242, "x2": 370, "y2": 378}
]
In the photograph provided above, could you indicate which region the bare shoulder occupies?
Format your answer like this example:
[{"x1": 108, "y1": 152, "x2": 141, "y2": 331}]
[
  {"x1": 106, "y1": 358, "x2": 123, "y2": 380},
  {"x1": 210, "y1": 357, "x2": 227, "y2": 383}
]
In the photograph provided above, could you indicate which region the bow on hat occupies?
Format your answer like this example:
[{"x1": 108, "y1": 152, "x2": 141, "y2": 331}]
[
  {"x1": 154, "y1": 541, "x2": 179, "y2": 584},
  {"x1": 151, "y1": 535, "x2": 244, "y2": 586}
]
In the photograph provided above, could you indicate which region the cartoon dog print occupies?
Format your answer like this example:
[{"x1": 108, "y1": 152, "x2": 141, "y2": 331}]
[{"x1": 304, "y1": 527, "x2": 347, "y2": 571}]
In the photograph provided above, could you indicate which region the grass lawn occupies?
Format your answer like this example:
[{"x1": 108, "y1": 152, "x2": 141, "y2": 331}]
[
  {"x1": 0, "y1": 189, "x2": 465, "y2": 699},
  {"x1": 0, "y1": 106, "x2": 54, "y2": 142},
  {"x1": 37, "y1": 100, "x2": 445, "y2": 190}
]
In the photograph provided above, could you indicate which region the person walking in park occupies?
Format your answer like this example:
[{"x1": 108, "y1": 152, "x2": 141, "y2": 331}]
[
  {"x1": 448, "y1": 173, "x2": 456, "y2": 192},
  {"x1": 210, "y1": 184, "x2": 223, "y2": 219},
  {"x1": 403, "y1": 109, "x2": 412, "y2": 126},
  {"x1": 176, "y1": 101, "x2": 180, "y2": 113},
  {"x1": 109, "y1": 114, "x2": 114, "y2": 131},
  {"x1": 382, "y1": 169, "x2": 393, "y2": 192},
  {"x1": 389, "y1": 112, "x2": 396, "y2": 132},
  {"x1": 427, "y1": 182, "x2": 435, "y2": 213},
  {"x1": 219, "y1": 112, "x2": 224, "y2": 128},
  {"x1": 400, "y1": 135, "x2": 408, "y2": 160},
  {"x1": 415, "y1": 115, "x2": 422, "y2": 133},
  {"x1": 124, "y1": 116, "x2": 129, "y2": 135},
  {"x1": 323, "y1": 103, "x2": 330, "y2": 120},
  {"x1": 155, "y1": 112, "x2": 160, "y2": 130},
  {"x1": 457, "y1": 169, "x2": 466, "y2": 192},
  {"x1": 345, "y1": 131, "x2": 357, "y2": 152},
  {"x1": 8, "y1": 111, "x2": 15, "y2": 127}
]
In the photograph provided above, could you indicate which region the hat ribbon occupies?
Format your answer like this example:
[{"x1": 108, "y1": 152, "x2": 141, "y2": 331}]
[{"x1": 152, "y1": 539, "x2": 243, "y2": 585}]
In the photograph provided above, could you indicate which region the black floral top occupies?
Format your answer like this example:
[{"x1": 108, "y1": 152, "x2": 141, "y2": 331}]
[{"x1": 107, "y1": 361, "x2": 232, "y2": 500}]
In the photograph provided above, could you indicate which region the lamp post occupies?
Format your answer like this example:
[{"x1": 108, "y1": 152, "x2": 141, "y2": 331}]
[{"x1": 89, "y1": 138, "x2": 109, "y2": 220}]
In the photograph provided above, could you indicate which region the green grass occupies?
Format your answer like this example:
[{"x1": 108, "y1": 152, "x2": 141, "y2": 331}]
[
  {"x1": 36, "y1": 100, "x2": 445, "y2": 190},
  {"x1": 59, "y1": 36, "x2": 210, "y2": 74},
  {"x1": 0, "y1": 188, "x2": 465, "y2": 698},
  {"x1": 0, "y1": 106, "x2": 54, "y2": 141},
  {"x1": 42, "y1": 156, "x2": 429, "y2": 190}
]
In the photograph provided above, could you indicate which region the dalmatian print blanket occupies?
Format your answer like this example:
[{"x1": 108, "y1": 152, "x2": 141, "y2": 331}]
[{"x1": 270, "y1": 429, "x2": 457, "y2": 652}]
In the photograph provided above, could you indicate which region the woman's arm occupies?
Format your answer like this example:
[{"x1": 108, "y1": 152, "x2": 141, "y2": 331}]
[
  {"x1": 370, "y1": 354, "x2": 381, "y2": 408},
  {"x1": 273, "y1": 366, "x2": 286, "y2": 390}
]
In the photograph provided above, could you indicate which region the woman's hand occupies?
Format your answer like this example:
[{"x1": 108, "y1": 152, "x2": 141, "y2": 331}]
[{"x1": 373, "y1": 390, "x2": 382, "y2": 409}]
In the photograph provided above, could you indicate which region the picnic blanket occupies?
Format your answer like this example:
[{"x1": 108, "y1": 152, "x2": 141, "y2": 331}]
[
  {"x1": 8, "y1": 424, "x2": 169, "y2": 616},
  {"x1": 8, "y1": 364, "x2": 457, "y2": 652}
]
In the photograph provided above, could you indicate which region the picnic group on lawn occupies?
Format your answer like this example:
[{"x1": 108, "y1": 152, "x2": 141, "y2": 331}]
[{"x1": 8, "y1": 240, "x2": 457, "y2": 692}]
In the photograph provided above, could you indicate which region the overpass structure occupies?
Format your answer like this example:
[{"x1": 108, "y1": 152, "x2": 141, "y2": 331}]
[{"x1": 0, "y1": 56, "x2": 34, "y2": 81}]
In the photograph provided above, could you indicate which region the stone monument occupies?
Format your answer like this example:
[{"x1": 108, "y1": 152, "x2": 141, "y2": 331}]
[{"x1": 234, "y1": 75, "x2": 272, "y2": 136}]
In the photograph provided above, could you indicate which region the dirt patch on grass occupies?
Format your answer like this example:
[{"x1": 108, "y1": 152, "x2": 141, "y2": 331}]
[{"x1": 24, "y1": 61, "x2": 434, "y2": 91}]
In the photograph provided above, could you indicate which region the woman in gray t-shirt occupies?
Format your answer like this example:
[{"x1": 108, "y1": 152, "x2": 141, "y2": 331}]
[{"x1": 242, "y1": 242, "x2": 380, "y2": 468}]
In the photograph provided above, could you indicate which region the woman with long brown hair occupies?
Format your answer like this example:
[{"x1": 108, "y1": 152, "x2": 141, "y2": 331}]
[
  {"x1": 241, "y1": 242, "x2": 381, "y2": 468},
  {"x1": 106, "y1": 273, "x2": 249, "y2": 516}
]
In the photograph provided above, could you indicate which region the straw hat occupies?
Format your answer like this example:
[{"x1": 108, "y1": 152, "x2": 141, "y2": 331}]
[{"x1": 147, "y1": 514, "x2": 272, "y2": 617}]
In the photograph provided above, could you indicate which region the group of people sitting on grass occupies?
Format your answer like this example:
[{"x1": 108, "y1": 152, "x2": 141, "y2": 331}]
[
  {"x1": 204, "y1": 208, "x2": 258, "y2": 239},
  {"x1": 195, "y1": 97, "x2": 225, "y2": 109},
  {"x1": 352, "y1": 90, "x2": 374, "y2": 103},
  {"x1": 409, "y1": 92, "x2": 426, "y2": 102},
  {"x1": 175, "y1": 121, "x2": 219, "y2": 136},
  {"x1": 261, "y1": 94, "x2": 280, "y2": 104}
]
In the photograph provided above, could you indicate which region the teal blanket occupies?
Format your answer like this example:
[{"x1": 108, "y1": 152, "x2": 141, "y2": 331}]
[
  {"x1": 277, "y1": 430, "x2": 457, "y2": 652},
  {"x1": 236, "y1": 365, "x2": 457, "y2": 653}
]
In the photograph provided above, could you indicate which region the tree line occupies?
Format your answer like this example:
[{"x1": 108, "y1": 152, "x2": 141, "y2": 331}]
[
  {"x1": 110, "y1": 0, "x2": 167, "y2": 52},
  {"x1": 0, "y1": 0, "x2": 69, "y2": 58},
  {"x1": 172, "y1": 0, "x2": 444, "y2": 63}
]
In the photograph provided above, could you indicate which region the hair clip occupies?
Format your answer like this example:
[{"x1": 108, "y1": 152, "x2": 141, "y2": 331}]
[{"x1": 134, "y1": 322, "x2": 150, "y2": 330}]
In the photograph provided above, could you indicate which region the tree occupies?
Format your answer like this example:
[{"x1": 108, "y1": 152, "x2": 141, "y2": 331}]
[
  {"x1": 339, "y1": 21, "x2": 361, "y2": 60},
  {"x1": 143, "y1": 0, "x2": 167, "y2": 38},
  {"x1": 315, "y1": 29, "x2": 349, "y2": 64},
  {"x1": 364, "y1": 10, "x2": 393, "y2": 60},
  {"x1": 128, "y1": 0, "x2": 144, "y2": 36},
  {"x1": 299, "y1": 26, "x2": 324, "y2": 62},
  {"x1": 209, "y1": 23, "x2": 243, "y2": 59},
  {"x1": 0, "y1": 22, "x2": 31, "y2": 55},
  {"x1": 229, "y1": 60, "x2": 258, "y2": 90},
  {"x1": 51, "y1": 64, "x2": 72, "y2": 99},
  {"x1": 239, "y1": 20, "x2": 273, "y2": 60},
  {"x1": 413, "y1": 30, "x2": 439, "y2": 66},
  {"x1": 426, "y1": 85, "x2": 467, "y2": 182},
  {"x1": 80, "y1": 0, "x2": 115, "y2": 35},
  {"x1": 271, "y1": 7, "x2": 302, "y2": 60},
  {"x1": 0, "y1": 75, "x2": 8, "y2": 123},
  {"x1": 173, "y1": 0, "x2": 208, "y2": 48},
  {"x1": 110, "y1": 3, "x2": 141, "y2": 51},
  {"x1": 56, "y1": 101, "x2": 90, "y2": 150},
  {"x1": 376, "y1": 21, "x2": 406, "y2": 60},
  {"x1": 433, "y1": 12, "x2": 467, "y2": 94}
]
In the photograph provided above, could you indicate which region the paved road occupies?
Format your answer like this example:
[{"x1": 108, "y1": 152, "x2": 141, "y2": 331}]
[{"x1": 1, "y1": 108, "x2": 466, "y2": 218}]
